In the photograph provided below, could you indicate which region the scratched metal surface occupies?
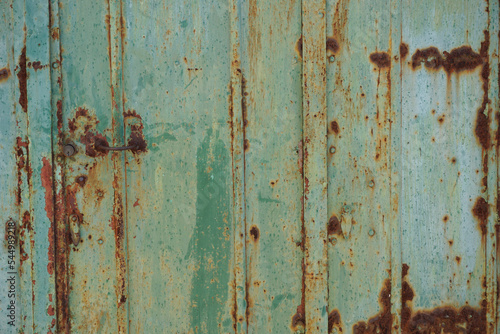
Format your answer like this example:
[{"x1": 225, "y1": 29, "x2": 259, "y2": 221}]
[{"x1": 0, "y1": 0, "x2": 499, "y2": 333}]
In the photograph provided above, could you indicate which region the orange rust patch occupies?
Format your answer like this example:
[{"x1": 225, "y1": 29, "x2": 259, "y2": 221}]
[
  {"x1": 328, "y1": 309, "x2": 343, "y2": 333},
  {"x1": 17, "y1": 46, "x2": 28, "y2": 113},
  {"x1": 327, "y1": 215, "x2": 342, "y2": 236},
  {"x1": 401, "y1": 264, "x2": 486, "y2": 332},
  {"x1": 330, "y1": 121, "x2": 340, "y2": 135},
  {"x1": 326, "y1": 37, "x2": 339, "y2": 54},
  {"x1": 400, "y1": 43, "x2": 409, "y2": 58},
  {"x1": 472, "y1": 197, "x2": 489, "y2": 235},
  {"x1": 369, "y1": 52, "x2": 391, "y2": 68},
  {"x1": 41, "y1": 157, "x2": 54, "y2": 223},
  {"x1": 353, "y1": 279, "x2": 392, "y2": 333},
  {"x1": 249, "y1": 225, "x2": 260, "y2": 242},
  {"x1": 295, "y1": 36, "x2": 303, "y2": 60},
  {"x1": 0, "y1": 67, "x2": 10, "y2": 83}
]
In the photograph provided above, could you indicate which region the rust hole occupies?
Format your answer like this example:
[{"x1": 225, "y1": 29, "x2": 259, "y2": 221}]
[
  {"x1": 442, "y1": 215, "x2": 449, "y2": 223},
  {"x1": 0, "y1": 67, "x2": 10, "y2": 83}
]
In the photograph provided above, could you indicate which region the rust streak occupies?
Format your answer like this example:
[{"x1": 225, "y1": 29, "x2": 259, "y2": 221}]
[{"x1": 17, "y1": 46, "x2": 28, "y2": 113}]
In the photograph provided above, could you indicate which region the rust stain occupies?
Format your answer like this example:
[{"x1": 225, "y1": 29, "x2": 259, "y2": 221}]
[
  {"x1": 291, "y1": 259, "x2": 306, "y2": 330},
  {"x1": 401, "y1": 264, "x2": 486, "y2": 333},
  {"x1": 17, "y1": 46, "x2": 28, "y2": 113},
  {"x1": 326, "y1": 37, "x2": 339, "y2": 55},
  {"x1": 353, "y1": 279, "x2": 392, "y2": 333},
  {"x1": 400, "y1": 43, "x2": 409, "y2": 59},
  {"x1": 0, "y1": 67, "x2": 10, "y2": 83},
  {"x1": 51, "y1": 27, "x2": 59, "y2": 40},
  {"x1": 327, "y1": 214, "x2": 342, "y2": 236},
  {"x1": 330, "y1": 121, "x2": 340, "y2": 135},
  {"x1": 295, "y1": 36, "x2": 303, "y2": 60},
  {"x1": 411, "y1": 45, "x2": 483, "y2": 74},
  {"x1": 75, "y1": 175, "x2": 87, "y2": 187},
  {"x1": 124, "y1": 109, "x2": 142, "y2": 119},
  {"x1": 328, "y1": 309, "x2": 343, "y2": 333},
  {"x1": 472, "y1": 196, "x2": 489, "y2": 235},
  {"x1": 249, "y1": 225, "x2": 259, "y2": 242},
  {"x1": 369, "y1": 52, "x2": 391, "y2": 68},
  {"x1": 133, "y1": 198, "x2": 139, "y2": 207},
  {"x1": 475, "y1": 31, "x2": 491, "y2": 151},
  {"x1": 41, "y1": 157, "x2": 55, "y2": 223}
]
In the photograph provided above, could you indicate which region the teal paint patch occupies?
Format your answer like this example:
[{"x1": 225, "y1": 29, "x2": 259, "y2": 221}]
[{"x1": 187, "y1": 128, "x2": 231, "y2": 330}]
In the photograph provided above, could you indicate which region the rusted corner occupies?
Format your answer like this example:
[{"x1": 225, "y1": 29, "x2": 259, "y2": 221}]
[
  {"x1": 352, "y1": 279, "x2": 392, "y2": 333},
  {"x1": 401, "y1": 264, "x2": 486, "y2": 332}
]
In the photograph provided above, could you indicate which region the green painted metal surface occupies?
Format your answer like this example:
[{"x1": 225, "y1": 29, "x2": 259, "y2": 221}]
[{"x1": 0, "y1": 0, "x2": 499, "y2": 333}]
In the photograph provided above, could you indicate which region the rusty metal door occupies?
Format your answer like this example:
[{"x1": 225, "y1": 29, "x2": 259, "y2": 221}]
[{"x1": 1, "y1": 0, "x2": 499, "y2": 333}]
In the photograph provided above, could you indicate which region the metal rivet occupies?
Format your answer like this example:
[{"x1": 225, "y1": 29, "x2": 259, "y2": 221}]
[
  {"x1": 56, "y1": 156, "x2": 63, "y2": 163},
  {"x1": 97, "y1": 191, "x2": 104, "y2": 197},
  {"x1": 174, "y1": 60, "x2": 180, "y2": 66},
  {"x1": 369, "y1": 180, "x2": 375, "y2": 187},
  {"x1": 63, "y1": 143, "x2": 76, "y2": 157},
  {"x1": 70, "y1": 214, "x2": 78, "y2": 222},
  {"x1": 329, "y1": 55, "x2": 335, "y2": 63},
  {"x1": 319, "y1": 12, "x2": 324, "y2": 18},
  {"x1": 52, "y1": 62, "x2": 59, "y2": 69},
  {"x1": 98, "y1": 239, "x2": 103, "y2": 244},
  {"x1": 330, "y1": 146, "x2": 336, "y2": 154},
  {"x1": 330, "y1": 238, "x2": 337, "y2": 245},
  {"x1": 369, "y1": 229, "x2": 375, "y2": 236}
]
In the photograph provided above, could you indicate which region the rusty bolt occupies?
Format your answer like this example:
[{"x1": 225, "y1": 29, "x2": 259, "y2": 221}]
[
  {"x1": 97, "y1": 238, "x2": 104, "y2": 245},
  {"x1": 319, "y1": 11, "x2": 324, "y2": 18},
  {"x1": 330, "y1": 238, "x2": 337, "y2": 246},
  {"x1": 330, "y1": 146, "x2": 336, "y2": 154},
  {"x1": 97, "y1": 191, "x2": 104, "y2": 197},
  {"x1": 369, "y1": 180, "x2": 375, "y2": 188},
  {"x1": 52, "y1": 62, "x2": 59, "y2": 69},
  {"x1": 329, "y1": 55, "x2": 335, "y2": 63},
  {"x1": 70, "y1": 214, "x2": 78, "y2": 222},
  {"x1": 63, "y1": 143, "x2": 76, "y2": 157},
  {"x1": 369, "y1": 229, "x2": 375, "y2": 236}
]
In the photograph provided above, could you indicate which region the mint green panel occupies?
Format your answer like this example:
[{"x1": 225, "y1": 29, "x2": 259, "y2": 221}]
[
  {"x1": 326, "y1": 0, "x2": 396, "y2": 331},
  {"x1": 2, "y1": 0, "x2": 500, "y2": 333},
  {"x1": 121, "y1": 1, "x2": 234, "y2": 332}
]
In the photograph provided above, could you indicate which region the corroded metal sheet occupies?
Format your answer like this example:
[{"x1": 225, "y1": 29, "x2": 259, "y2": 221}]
[{"x1": 1, "y1": 0, "x2": 499, "y2": 333}]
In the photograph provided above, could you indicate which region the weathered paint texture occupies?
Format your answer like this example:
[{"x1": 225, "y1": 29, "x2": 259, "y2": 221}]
[{"x1": 0, "y1": 0, "x2": 499, "y2": 333}]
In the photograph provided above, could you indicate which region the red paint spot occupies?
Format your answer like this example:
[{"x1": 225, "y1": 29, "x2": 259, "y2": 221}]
[
  {"x1": 47, "y1": 305, "x2": 55, "y2": 316},
  {"x1": 133, "y1": 198, "x2": 140, "y2": 207}
]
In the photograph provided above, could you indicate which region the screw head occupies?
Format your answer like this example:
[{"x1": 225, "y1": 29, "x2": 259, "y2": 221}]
[
  {"x1": 97, "y1": 239, "x2": 104, "y2": 245},
  {"x1": 70, "y1": 214, "x2": 78, "y2": 222},
  {"x1": 369, "y1": 229, "x2": 375, "y2": 236},
  {"x1": 369, "y1": 180, "x2": 375, "y2": 188},
  {"x1": 330, "y1": 146, "x2": 336, "y2": 154},
  {"x1": 329, "y1": 55, "x2": 335, "y2": 63},
  {"x1": 63, "y1": 144, "x2": 76, "y2": 157}
]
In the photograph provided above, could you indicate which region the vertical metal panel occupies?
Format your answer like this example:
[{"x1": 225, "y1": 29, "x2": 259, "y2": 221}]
[
  {"x1": 302, "y1": 0, "x2": 329, "y2": 333},
  {"x1": 0, "y1": 1, "x2": 25, "y2": 332},
  {"x1": 401, "y1": 1, "x2": 496, "y2": 332},
  {"x1": 58, "y1": 0, "x2": 121, "y2": 331},
  {"x1": 1, "y1": 0, "x2": 499, "y2": 333},
  {"x1": 326, "y1": 0, "x2": 395, "y2": 331},
  {"x1": 121, "y1": 0, "x2": 234, "y2": 332},
  {"x1": 239, "y1": 1, "x2": 303, "y2": 333}
]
